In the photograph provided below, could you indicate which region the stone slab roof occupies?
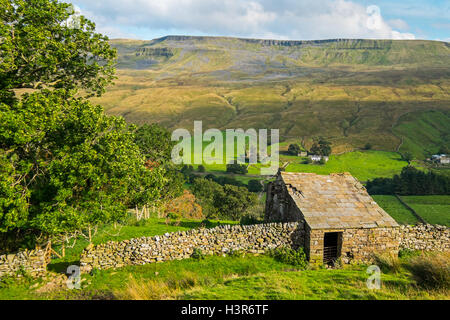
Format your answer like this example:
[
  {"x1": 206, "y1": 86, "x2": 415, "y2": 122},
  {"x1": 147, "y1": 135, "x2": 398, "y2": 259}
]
[{"x1": 280, "y1": 172, "x2": 399, "y2": 230}]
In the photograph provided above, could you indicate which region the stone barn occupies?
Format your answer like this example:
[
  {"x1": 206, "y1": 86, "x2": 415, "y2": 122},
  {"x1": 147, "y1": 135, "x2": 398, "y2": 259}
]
[{"x1": 265, "y1": 172, "x2": 400, "y2": 264}]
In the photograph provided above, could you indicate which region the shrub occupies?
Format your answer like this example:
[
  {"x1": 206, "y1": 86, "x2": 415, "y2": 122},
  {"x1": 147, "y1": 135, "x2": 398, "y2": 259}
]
[
  {"x1": 226, "y1": 163, "x2": 248, "y2": 175},
  {"x1": 364, "y1": 143, "x2": 373, "y2": 150},
  {"x1": 288, "y1": 144, "x2": 301, "y2": 156},
  {"x1": 240, "y1": 213, "x2": 260, "y2": 225},
  {"x1": 270, "y1": 247, "x2": 308, "y2": 269},
  {"x1": 197, "y1": 165, "x2": 206, "y2": 173},
  {"x1": 407, "y1": 252, "x2": 450, "y2": 289},
  {"x1": 372, "y1": 252, "x2": 401, "y2": 274},
  {"x1": 163, "y1": 190, "x2": 203, "y2": 220},
  {"x1": 115, "y1": 276, "x2": 179, "y2": 300},
  {"x1": 398, "y1": 248, "x2": 422, "y2": 260},
  {"x1": 200, "y1": 219, "x2": 216, "y2": 228},
  {"x1": 191, "y1": 248, "x2": 205, "y2": 260},
  {"x1": 402, "y1": 152, "x2": 414, "y2": 163},
  {"x1": 247, "y1": 180, "x2": 263, "y2": 193},
  {"x1": 166, "y1": 212, "x2": 181, "y2": 220}
]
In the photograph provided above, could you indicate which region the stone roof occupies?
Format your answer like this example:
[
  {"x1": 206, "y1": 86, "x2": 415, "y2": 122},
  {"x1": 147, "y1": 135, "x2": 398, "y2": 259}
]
[{"x1": 280, "y1": 172, "x2": 399, "y2": 230}]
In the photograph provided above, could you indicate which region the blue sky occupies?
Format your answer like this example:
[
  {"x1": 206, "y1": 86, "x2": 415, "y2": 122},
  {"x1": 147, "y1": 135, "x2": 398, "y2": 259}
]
[{"x1": 71, "y1": 0, "x2": 449, "y2": 41}]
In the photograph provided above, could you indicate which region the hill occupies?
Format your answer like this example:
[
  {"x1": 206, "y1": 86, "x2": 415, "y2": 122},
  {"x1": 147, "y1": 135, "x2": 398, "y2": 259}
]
[{"x1": 90, "y1": 36, "x2": 450, "y2": 157}]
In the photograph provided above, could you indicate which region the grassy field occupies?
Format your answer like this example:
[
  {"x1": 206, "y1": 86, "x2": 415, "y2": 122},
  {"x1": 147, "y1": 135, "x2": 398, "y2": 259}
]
[
  {"x1": 1, "y1": 250, "x2": 448, "y2": 300},
  {"x1": 182, "y1": 134, "x2": 410, "y2": 182},
  {"x1": 284, "y1": 151, "x2": 407, "y2": 182},
  {"x1": 401, "y1": 196, "x2": 450, "y2": 226},
  {"x1": 394, "y1": 110, "x2": 450, "y2": 159},
  {"x1": 372, "y1": 195, "x2": 420, "y2": 225}
]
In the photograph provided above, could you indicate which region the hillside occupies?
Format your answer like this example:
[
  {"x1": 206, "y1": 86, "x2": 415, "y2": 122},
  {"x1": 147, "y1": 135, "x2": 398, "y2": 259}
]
[{"x1": 90, "y1": 36, "x2": 450, "y2": 157}]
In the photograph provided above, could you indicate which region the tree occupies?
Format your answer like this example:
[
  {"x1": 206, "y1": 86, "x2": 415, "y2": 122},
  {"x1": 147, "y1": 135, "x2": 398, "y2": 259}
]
[
  {"x1": 310, "y1": 138, "x2": 332, "y2": 156},
  {"x1": 366, "y1": 166, "x2": 450, "y2": 196},
  {"x1": 226, "y1": 163, "x2": 248, "y2": 174},
  {"x1": 364, "y1": 143, "x2": 373, "y2": 150},
  {"x1": 402, "y1": 152, "x2": 414, "y2": 164},
  {"x1": 0, "y1": 0, "x2": 171, "y2": 247},
  {"x1": 248, "y1": 180, "x2": 263, "y2": 193},
  {"x1": 134, "y1": 124, "x2": 174, "y2": 162},
  {"x1": 191, "y1": 178, "x2": 223, "y2": 219},
  {"x1": 0, "y1": 90, "x2": 166, "y2": 237},
  {"x1": 0, "y1": 0, "x2": 116, "y2": 101},
  {"x1": 288, "y1": 144, "x2": 301, "y2": 156},
  {"x1": 216, "y1": 185, "x2": 258, "y2": 221},
  {"x1": 438, "y1": 146, "x2": 449, "y2": 155},
  {"x1": 191, "y1": 177, "x2": 258, "y2": 220},
  {"x1": 134, "y1": 123, "x2": 184, "y2": 201}
]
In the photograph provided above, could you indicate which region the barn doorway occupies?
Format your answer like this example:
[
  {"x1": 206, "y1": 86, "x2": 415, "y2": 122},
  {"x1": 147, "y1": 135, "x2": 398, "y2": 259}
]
[{"x1": 323, "y1": 232, "x2": 342, "y2": 265}]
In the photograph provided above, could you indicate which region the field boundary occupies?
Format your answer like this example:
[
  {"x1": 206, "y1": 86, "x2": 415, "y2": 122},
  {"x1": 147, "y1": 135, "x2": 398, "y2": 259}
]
[{"x1": 395, "y1": 194, "x2": 427, "y2": 224}]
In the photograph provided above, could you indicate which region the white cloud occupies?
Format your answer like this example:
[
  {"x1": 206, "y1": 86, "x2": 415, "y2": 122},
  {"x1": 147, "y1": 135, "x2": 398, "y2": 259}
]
[
  {"x1": 72, "y1": 0, "x2": 415, "y2": 40},
  {"x1": 388, "y1": 19, "x2": 410, "y2": 31}
]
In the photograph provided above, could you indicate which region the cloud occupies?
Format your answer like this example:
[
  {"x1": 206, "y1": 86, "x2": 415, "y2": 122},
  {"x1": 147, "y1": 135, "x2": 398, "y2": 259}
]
[
  {"x1": 72, "y1": 0, "x2": 416, "y2": 40},
  {"x1": 388, "y1": 19, "x2": 410, "y2": 31}
]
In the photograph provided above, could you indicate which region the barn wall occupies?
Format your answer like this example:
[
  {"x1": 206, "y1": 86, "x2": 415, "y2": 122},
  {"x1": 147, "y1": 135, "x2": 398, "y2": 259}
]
[{"x1": 308, "y1": 227, "x2": 400, "y2": 264}]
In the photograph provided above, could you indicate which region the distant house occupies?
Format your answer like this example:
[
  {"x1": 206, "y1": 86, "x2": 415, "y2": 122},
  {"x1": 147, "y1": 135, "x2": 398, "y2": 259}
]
[
  {"x1": 298, "y1": 151, "x2": 308, "y2": 157},
  {"x1": 265, "y1": 172, "x2": 399, "y2": 265},
  {"x1": 309, "y1": 155, "x2": 329, "y2": 162},
  {"x1": 431, "y1": 154, "x2": 450, "y2": 164}
]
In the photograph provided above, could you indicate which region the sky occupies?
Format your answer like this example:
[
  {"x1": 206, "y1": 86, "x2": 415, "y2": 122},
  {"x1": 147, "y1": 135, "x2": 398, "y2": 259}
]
[{"x1": 70, "y1": 0, "x2": 450, "y2": 41}]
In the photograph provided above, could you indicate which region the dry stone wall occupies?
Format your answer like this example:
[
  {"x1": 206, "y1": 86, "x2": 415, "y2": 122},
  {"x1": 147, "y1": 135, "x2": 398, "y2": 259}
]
[
  {"x1": 399, "y1": 224, "x2": 449, "y2": 252},
  {"x1": 80, "y1": 222, "x2": 306, "y2": 273},
  {"x1": 2, "y1": 223, "x2": 445, "y2": 278},
  {"x1": 0, "y1": 249, "x2": 49, "y2": 278}
]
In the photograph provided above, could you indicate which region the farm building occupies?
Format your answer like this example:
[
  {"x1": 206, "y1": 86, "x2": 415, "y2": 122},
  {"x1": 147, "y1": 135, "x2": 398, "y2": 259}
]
[
  {"x1": 265, "y1": 172, "x2": 400, "y2": 264},
  {"x1": 431, "y1": 154, "x2": 450, "y2": 164},
  {"x1": 309, "y1": 155, "x2": 329, "y2": 162}
]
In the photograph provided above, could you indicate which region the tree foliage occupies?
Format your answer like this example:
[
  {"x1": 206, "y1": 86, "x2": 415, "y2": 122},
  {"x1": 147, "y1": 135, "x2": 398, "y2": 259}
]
[
  {"x1": 191, "y1": 178, "x2": 258, "y2": 220},
  {"x1": 0, "y1": 0, "x2": 174, "y2": 245},
  {"x1": 226, "y1": 163, "x2": 248, "y2": 175},
  {"x1": 367, "y1": 166, "x2": 450, "y2": 195},
  {"x1": 310, "y1": 138, "x2": 332, "y2": 156},
  {"x1": 0, "y1": 90, "x2": 166, "y2": 235},
  {"x1": 0, "y1": 0, "x2": 116, "y2": 101},
  {"x1": 248, "y1": 180, "x2": 263, "y2": 193},
  {"x1": 134, "y1": 123, "x2": 184, "y2": 201},
  {"x1": 288, "y1": 143, "x2": 301, "y2": 156}
]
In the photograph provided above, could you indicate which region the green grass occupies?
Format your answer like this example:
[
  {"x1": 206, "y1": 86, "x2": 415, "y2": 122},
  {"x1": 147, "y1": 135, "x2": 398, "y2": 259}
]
[
  {"x1": 185, "y1": 141, "x2": 409, "y2": 182},
  {"x1": 47, "y1": 216, "x2": 238, "y2": 273},
  {"x1": 2, "y1": 254, "x2": 448, "y2": 300},
  {"x1": 372, "y1": 195, "x2": 420, "y2": 225},
  {"x1": 401, "y1": 196, "x2": 450, "y2": 226},
  {"x1": 394, "y1": 110, "x2": 450, "y2": 160},
  {"x1": 285, "y1": 151, "x2": 408, "y2": 181}
]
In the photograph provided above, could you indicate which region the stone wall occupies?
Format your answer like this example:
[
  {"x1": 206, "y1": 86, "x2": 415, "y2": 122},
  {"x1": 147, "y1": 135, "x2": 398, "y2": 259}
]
[
  {"x1": 307, "y1": 227, "x2": 400, "y2": 264},
  {"x1": 80, "y1": 222, "x2": 306, "y2": 273},
  {"x1": 399, "y1": 224, "x2": 449, "y2": 252},
  {"x1": 0, "y1": 249, "x2": 49, "y2": 278}
]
